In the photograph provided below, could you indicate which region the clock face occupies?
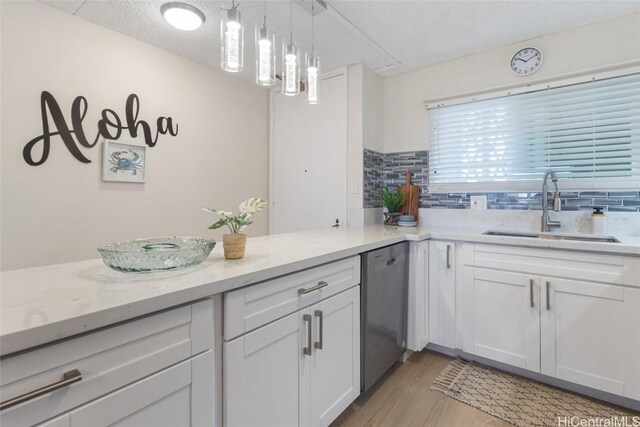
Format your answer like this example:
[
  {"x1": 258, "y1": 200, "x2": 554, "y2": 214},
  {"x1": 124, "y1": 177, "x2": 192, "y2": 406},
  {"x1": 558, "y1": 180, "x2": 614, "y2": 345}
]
[{"x1": 510, "y1": 47, "x2": 543, "y2": 76}]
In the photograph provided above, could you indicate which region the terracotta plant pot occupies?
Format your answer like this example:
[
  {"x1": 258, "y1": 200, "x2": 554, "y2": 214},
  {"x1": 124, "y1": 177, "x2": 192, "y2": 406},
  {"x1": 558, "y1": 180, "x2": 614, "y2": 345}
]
[{"x1": 223, "y1": 233, "x2": 247, "y2": 259}]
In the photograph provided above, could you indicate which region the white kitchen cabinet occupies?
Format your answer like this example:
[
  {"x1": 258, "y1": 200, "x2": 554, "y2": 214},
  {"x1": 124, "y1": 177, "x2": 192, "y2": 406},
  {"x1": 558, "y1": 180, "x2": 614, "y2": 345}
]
[
  {"x1": 224, "y1": 287, "x2": 360, "y2": 427},
  {"x1": 1, "y1": 299, "x2": 217, "y2": 427},
  {"x1": 36, "y1": 415, "x2": 69, "y2": 427},
  {"x1": 429, "y1": 240, "x2": 456, "y2": 349},
  {"x1": 69, "y1": 352, "x2": 212, "y2": 427},
  {"x1": 224, "y1": 309, "x2": 308, "y2": 427},
  {"x1": 541, "y1": 277, "x2": 640, "y2": 400},
  {"x1": 224, "y1": 256, "x2": 360, "y2": 340},
  {"x1": 407, "y1": 241, "x2": 429, "y2": 351},
  {"x1": 462, "y1": 243, "x2": 640, "y2": 400},
  {"x1": 461, "y1": 268, "x2": 540, "y2": 371},
  {"x1": 309, "y1": 288, "x2": 360, "y2": 427}
]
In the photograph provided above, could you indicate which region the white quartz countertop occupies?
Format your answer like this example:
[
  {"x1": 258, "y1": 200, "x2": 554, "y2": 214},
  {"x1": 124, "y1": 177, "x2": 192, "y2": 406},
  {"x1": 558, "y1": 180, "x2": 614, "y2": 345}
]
[{"x1": 2, "y1": 225, "x2": 639, "y2": 356}]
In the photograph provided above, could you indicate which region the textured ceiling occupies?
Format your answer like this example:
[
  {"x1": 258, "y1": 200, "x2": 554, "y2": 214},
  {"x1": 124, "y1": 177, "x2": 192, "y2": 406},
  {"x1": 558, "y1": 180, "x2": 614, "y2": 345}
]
[{"x1": 40, "y1": 0, "x2": 640, "y2": 81}]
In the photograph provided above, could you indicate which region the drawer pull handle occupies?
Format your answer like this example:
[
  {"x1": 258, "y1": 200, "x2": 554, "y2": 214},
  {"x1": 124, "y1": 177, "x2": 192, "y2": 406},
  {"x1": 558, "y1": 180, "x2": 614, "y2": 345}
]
[
  {"x1": 303, "y1": 314, "x2": 312, "y2": 356},
  {"x1": 314, "y1": 310, "x2": 324, "y2": 350},
  {"x1": 446, "y1": 245, "x2": 451, "y2": 270},
  {"x1": 298, "y1": 281, "x2": 328, "y2": 295},
  {"x1": 529, "y1": 279, "x2": 534, "y2": 308},
  {"x1": 0, "y1": 369, "x2": 82, "y2": 411},
  {"x1": 546, "y1": 281, "x2": 551, "y2": 311}
]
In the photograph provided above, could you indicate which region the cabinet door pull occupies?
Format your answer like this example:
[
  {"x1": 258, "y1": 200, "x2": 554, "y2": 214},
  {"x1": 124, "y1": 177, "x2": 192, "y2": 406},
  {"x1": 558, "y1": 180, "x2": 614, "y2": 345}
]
[
  {"x1": 446, "y1": 245, "x2": 451, "y2": 270},
  {"x1": 0, "y1": 369, "x2": 82, "y2": 411},
  {"x1": 314, "y1": 310, "x2": 324, "y2": 350},
  {"x1": 529, "y1": 279, "x2": 534, "y2": 308},
  {"x1": 298, "y1": 281, "x2": 328, "y2": 295},
  {"x1": 546, "y1": 281, "x2": 551, "y2": 311},
  {"x1": 303, "y1": 314, "x2": 312, "y2": 356}
]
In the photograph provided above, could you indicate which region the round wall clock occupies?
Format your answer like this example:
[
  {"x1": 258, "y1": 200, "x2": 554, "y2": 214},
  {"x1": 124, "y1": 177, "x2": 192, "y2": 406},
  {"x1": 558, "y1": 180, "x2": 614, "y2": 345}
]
[{"x1": 510, "y1": 47, "x2": 543, "y2": 76}]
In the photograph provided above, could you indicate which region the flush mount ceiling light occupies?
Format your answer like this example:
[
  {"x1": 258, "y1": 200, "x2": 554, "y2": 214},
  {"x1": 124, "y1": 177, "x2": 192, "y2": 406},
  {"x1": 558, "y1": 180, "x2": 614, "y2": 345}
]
[{"x1": 161, "y1": 2, "x2": 205, "y2": 31}]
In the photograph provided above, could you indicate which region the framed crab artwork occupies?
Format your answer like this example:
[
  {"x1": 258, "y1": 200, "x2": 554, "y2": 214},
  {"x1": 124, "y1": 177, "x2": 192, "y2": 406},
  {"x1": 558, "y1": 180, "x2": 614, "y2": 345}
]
[{"x1": 102, "y1": 140, "x2": 146, "y2": 183}]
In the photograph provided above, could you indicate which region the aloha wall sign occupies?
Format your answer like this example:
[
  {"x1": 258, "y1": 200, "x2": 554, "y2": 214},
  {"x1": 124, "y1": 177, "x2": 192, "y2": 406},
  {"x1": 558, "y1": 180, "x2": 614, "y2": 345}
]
[{"x1": 23, "y1": 91, "x2": 179, "y2": 166}]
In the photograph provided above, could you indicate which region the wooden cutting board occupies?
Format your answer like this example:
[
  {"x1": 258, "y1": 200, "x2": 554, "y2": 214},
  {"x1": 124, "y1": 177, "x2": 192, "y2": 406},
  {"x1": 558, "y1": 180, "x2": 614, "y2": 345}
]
[{"x1": 399, "y1": 172, "x2": 419, "y2": 221}]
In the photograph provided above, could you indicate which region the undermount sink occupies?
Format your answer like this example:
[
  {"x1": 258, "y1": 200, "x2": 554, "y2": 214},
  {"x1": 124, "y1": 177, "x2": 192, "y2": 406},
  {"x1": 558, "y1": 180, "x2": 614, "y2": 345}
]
[{"x1": 483, "y1": 230, "x2": 621, "y2": 243}]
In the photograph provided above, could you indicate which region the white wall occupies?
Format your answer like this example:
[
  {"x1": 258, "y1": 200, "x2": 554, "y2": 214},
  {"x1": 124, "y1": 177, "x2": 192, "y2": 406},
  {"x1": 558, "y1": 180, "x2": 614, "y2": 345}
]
[
  {"x1": 1, "y1": 1, "x2": 270, "y2": 270},
  {"x1": 347, "y1": 64, "x2": 364, "y2": 225},
  {"x1": 362, "y1": 66, "x2": 384, "y2": 153},
  {"x1": 383, "y1": 12, "x2": 640, "y2": 153},
  {"x1": 347, "y1": 63, "x2": 384, "y2": 225}
]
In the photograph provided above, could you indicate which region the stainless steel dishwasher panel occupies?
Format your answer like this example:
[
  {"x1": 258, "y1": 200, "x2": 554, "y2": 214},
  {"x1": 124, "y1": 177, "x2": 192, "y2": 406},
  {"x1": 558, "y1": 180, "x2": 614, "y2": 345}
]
[{"x1": 361, "y1": 242, "x2": 408, "y2": 392}]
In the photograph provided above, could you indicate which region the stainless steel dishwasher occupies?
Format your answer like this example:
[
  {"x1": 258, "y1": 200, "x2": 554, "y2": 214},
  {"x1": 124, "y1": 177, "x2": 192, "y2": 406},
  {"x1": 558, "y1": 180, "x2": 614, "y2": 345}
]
[{"x1": 361, "y1": 242, "x2": 408, "y2": 392}]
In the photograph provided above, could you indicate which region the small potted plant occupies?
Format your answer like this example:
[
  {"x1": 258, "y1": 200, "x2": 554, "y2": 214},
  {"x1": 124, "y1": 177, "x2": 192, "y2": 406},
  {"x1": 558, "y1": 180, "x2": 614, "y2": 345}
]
[
  {"x1": 203, "y1": 197, "x2": 267, "y2": 259},
  {"x1": 380, "y1": 185, "x2": 404, "y2": 225}
]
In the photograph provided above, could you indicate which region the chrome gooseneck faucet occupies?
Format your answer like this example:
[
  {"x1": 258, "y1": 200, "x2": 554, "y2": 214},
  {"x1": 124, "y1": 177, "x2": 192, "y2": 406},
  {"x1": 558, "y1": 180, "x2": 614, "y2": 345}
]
[{"x1": 541, "y1": 169, "x2": 561, "y2": 232}]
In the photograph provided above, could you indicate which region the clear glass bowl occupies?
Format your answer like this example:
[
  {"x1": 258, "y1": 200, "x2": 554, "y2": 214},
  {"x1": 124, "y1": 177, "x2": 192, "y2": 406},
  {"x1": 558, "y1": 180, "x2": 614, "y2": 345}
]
[{"x1": 97, "y1": 237, "x2": 216, "y2": 273}]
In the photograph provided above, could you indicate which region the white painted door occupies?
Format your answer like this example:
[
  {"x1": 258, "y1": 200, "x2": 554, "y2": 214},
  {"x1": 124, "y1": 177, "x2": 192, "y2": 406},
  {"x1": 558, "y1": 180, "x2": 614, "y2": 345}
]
[
  {"x1": 270, "y1": 69, "x2": 348, "y2": 233},
  {"x1": 428, "y1": 241, "x2": 456, "y2": 348},
  {"x1": 68, "y1": 354, "x2": 212, "y2": 427},
  {"x1": 310, "y1": 287, "x2": 360, "y2": 427},
  {"x1": 463, "y1": 268, "x2": 541, "y2": 372},
  {"x1": 408, "y1": 241, "x2": 429, "y2": 351},
  {"x1": 541, "y1": 278, "x2": 640, "y2": 399},
  {"x1": 224, "y1": 310, "x2": 310, "y2": 427}
]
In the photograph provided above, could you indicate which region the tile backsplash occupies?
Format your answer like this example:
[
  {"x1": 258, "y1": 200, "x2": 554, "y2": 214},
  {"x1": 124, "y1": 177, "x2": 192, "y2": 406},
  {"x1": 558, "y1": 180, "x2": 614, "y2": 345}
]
[
  {"x1": 363, "y1": 149, "x2": 640, "y2": 212},
  {"x1": 363, "y1": 149, "x2": 429, "y2": 208}
]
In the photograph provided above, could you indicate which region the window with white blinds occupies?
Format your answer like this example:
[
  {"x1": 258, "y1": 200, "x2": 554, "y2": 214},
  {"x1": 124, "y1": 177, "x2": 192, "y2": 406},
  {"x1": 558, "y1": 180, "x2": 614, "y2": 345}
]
[{"x1": 428, "y1": 72, "x2": 640, "y2": 191}]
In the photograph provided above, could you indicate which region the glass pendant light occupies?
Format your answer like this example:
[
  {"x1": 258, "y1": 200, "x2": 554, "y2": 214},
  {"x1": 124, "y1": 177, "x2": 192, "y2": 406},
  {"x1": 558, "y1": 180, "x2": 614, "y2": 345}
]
[
  {"x1": 305, "y1": 0, "x2": 320, "y2": 104},
  {"x1": 220, "y1": 1, "x2": 243, "y2": 73},
  {"x1": 306, "y1": 55, "x2": 320, "y2": 104},
  {"x1": 282, "y1": 0, "x2": 300, "y2": 96},
  {"x1": 255, "y1": 0, "x2": 275, "y2": 86}
]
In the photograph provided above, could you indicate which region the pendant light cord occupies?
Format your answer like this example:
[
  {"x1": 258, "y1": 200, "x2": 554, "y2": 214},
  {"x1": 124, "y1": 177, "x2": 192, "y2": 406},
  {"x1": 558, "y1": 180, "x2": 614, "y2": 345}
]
[
  {"x1": 263, "y1": 0, "x2": 267, "y2": 26},
  {"x1": 289, "y1": 0, "x2": 293, "y2": 43},
  {"x1": 311, "y1": 0, "x2": 314, "y2": 54}
]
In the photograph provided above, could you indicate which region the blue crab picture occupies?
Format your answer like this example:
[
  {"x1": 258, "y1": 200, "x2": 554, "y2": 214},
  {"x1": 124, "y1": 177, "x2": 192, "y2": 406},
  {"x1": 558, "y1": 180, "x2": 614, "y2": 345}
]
[{"x1": 109, "y1": 150, "x2": 144, "y2": 175}]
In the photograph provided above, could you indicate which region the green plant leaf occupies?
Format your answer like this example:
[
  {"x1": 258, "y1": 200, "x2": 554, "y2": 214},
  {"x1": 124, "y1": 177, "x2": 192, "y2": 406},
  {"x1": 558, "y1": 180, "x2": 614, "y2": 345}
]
[
  {"x1": 204, "y1": 197, "x2": 267, "y2": 233},
  {"x1": 380, "y1": 186, "x2": 404, "y2": 212},
  {"x1": 208, "y1": 217, "x2": 230, "y2": 230}
]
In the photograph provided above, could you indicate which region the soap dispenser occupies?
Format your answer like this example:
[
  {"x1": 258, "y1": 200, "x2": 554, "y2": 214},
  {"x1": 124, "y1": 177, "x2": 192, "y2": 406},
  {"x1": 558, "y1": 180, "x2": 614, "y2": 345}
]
[{"x1": 592, "y1": 207, "x2": 606, "y2": 235}]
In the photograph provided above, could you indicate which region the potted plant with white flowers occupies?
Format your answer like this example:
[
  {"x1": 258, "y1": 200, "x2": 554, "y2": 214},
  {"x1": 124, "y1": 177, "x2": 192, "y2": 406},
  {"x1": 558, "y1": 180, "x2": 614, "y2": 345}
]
[{"x1": 203, "y1": 197, "x2": 267, "y2": 259}]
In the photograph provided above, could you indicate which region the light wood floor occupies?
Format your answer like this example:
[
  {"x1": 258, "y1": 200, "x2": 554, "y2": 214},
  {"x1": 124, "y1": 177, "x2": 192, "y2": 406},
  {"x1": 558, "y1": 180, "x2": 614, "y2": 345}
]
[{"x1": 331, "y1": 350, "x2": 511, "y2": 427}]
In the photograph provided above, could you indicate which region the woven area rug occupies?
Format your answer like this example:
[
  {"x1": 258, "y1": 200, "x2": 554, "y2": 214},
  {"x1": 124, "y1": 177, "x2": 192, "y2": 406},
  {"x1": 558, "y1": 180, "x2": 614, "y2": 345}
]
[{"x1": 431, "y1": 358, "x2": 639, "y2": 427}]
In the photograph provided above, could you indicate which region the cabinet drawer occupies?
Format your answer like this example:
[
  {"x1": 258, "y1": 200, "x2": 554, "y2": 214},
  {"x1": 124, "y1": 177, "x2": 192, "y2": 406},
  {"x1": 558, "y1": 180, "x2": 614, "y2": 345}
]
[
  {"x1": 224, "y1": 256, "x2": 360, "y2": 340},
  {"x1": 0, "y1": 299, "x2": 214, "y2": 427},
  {"x1": 470, "y1": 244, "x2": 626, "y2": 285},
  {"x1": 70, "y1": 358, "x2": 192, "y2": 427}
]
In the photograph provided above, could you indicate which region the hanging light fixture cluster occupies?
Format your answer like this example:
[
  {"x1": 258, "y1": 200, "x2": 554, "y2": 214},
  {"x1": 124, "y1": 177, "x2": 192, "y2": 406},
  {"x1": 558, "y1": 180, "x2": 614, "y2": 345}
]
[
  {"x1": 161, "y1": 0, "x2": 320, "y2": 104},
  {"x1": 256, "y1": 0, "x2": 320, "y2": 104}
]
